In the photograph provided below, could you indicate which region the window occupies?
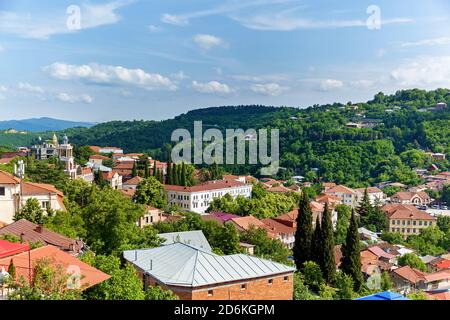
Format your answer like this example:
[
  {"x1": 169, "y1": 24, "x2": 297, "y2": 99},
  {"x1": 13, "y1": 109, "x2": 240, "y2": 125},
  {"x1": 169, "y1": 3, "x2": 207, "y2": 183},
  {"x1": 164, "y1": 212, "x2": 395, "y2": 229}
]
[
  {"x1": 268, "y1": 279, "x2": 273, "y2": 285},
  {"x1": 0, "y1": 187, "x2": 5, "y2": 196},
  {"x1": 207, "y1": 290, "x2": 214, "y2": 297},
  {"x1": 284, "y1": 276, "x2": 289, "y2": 282},
  {"x1": 41, "y1": 201, "x2": 50, "y2": 209},
  {"x1": 241, "y1": 284, "x2": 247, "y2": 290}
]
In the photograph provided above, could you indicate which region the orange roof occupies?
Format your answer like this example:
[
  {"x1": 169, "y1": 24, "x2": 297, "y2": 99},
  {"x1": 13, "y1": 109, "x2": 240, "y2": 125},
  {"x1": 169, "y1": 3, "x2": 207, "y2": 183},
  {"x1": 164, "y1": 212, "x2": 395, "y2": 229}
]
[
  {"x1": 164, "y1": 180, "x2": 248, "y2": 193},
  {"x1": 89, "y1": 146, "x2": 101, "y2": 153},
  {"x1": 89, "y1": 154, "x2": 110, "y2": 160},
  {"x1": 424, "y1": 269, "x2": 450, "y2": 283},
  {"x1": 310, "y1": 201, "x2": 324, "y2": 213},
  {"x1": 274, "y1": 209, "x2": 298, "y2": 223},
  {"x1": 435, "y1": 259, "x2": 450, "y2": 270},
  {"x1": 325, "y1": 185, "x2": 355, "y2": 194},
  {"x1": 231, "y1": 216, "x2": 267, "y2": 231},
  {"x1": 316, "y1": 194, "x2": 342, "y2": 203},
  {"x1": 266, "y1": 185, "x2": 292, "y2": 193},
  {"x1": 124, "y1": 176, "x2": 143, "y2": 185},
  {"x1": 382, "y1": 204, "x2": 435, "y2": 220},
  {"x1": 392, "y1": 191, "x2": 430, "y2": 201},
  {"x1": 0, "y1": 170, "x2": 21, "y2": 184},
  {"x1": 261, "y1": 218, "x2": 295, "y2": 235},
  {"x1": 392, "y1": 266, "x2": 426, "y2": 284},
  {"x1": 121, "y1": 189, "x2": 135, "y2": 198},
  {"x1": 427, "y1": 291, "x2": 450, "y2": 300},
  {"x1": 21, "y1": 182, "x2": 65, "y2": 210},
  {"x1": 0, "y1": 245, "x2": 110, "y2": 290},
  {"x1": 0, "y1": 157, "x2": 15, "y2": 164},
  {"x1": 355, "y1": 187, "x2": 384, "y2": 194},
  {"x1": 114, "y1": 161, "x2": 134, "y2": 170},
  {"x1": 323, "y1": 182, "x2": 337, "y2": 188}
]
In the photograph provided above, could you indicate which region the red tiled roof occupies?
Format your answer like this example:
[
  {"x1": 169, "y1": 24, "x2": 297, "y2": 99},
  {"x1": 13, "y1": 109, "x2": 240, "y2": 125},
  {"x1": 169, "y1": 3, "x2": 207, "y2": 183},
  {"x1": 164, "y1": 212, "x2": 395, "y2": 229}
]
[
  {"x1": 427, "y1": 291, "x2": 450, "y2": 300},
  {"x1": 114, "y1": 161, "x2": 134, "y2": 170},
  {"x1": 0, "y1": 219, "x2": 83, "y2": 255},
  {"x1": 392, "y1": 266, "x2": 426, "y2": 284},
  {"x1": 0, "y1": 157, "x2": 15, "y2": 164},
  {"x1": 424, "y1": 269, "x2": 450, "y2": 283},
  {"x1": 382, "y1": 204, "x2": 435, "y2": 220},
  {"x1": 0, "y1": 245, "x2": 110, "y2": 290},
  {"x1": 315, "y1": 194, "x2": 342, "y2": 203},
  {"x1": 355, "y1": 187, "x2": 384, "y2": 194},
  {"x1": 89, "y1": 154, "x2": 110, "y2": 160},
  {"x1": 261, "y1": 218, "x2": 295, "y2": 235},
  {"x1": 89, "y1": 146, "x2": 101, "y2": 153},
  {"x1": 367, "y1": 246, "x2": 396, "y2": 260},
  {"x1": 435, "y1": 259, "x2": 450, "y2": 270},
  {"x1": 123, "y1": 176, "x2": 143, "y2": 185},
  {"x1": 0, "y1": 170, "x2": 21, "y2": 184},
  {"x1": 121, "y1": 189, "x2": 135, "y2": 198},
  {"x1": 325, "y1": 185, "x2": 355, "y2": 194},
  {"x1": 0, "y1": 240, "x2": 29, "y2": 259},
  {"x1": 392, "y1": 191, "x2": 430, "y2": 201},
  {"x1": 164, "y1": 180, "x2": 248, "y2": 192}
]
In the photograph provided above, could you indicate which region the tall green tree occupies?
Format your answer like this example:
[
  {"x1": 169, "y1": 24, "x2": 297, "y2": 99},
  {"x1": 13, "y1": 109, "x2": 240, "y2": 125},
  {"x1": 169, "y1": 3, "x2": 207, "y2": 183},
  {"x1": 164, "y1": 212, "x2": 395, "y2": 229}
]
[
  {"x1": 293, "y1": 192, "x2": 313, "y2": 270},
  {"x1": 321, "y1": 203, "x2": 336, "y2": 284},
  {"x1": 340, "y1": 210, "x2": 363, "y2": 292},
  {"x1": 152, "y1": 161, "x2": 157, "y2": 177},
  {"x1": 133, "y1": 177, "x2": 168, "y2": 209},
  {"x1": 173, "y1": 164, "x2": 179, "y2": 185},
  {"x1": 8, "y1": 259, "x2": 16, "y2": 279},
  {"x1": 131, "y1": 162, "x2": 138, "y2": 177},
  {"x1": 181, "y1": 162, "x2": 187, "y2": 187},
  {"x1": 166, "y1": 161, "x2": 172, "y2": 184},
  {"x1": 311, "y1": 215, "x2": 322, "y2": 267}
]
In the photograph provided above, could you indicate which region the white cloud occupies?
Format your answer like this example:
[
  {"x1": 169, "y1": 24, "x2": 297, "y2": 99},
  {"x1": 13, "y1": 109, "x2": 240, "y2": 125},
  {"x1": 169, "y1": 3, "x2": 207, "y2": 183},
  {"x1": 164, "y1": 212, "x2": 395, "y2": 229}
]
[
  {"x1": 319, "y1": 79, "x2": 344, "y2": 91},
  {"x1": 250, "y1": 83, "x2": 289, "y2": 96},
  {"x1": 57, "y1": 92, "x2": 93, "y2": 104},
  {"x1": 160, "y1": 14, "x2": 189, "y2": 26},
  {"x1": 171, "y1": 71, "x2": 189, "y2": 81},
  {"x1": 349, "y1": 80, "x2": 375, "y2": 89},
  {"x1": 148, "y1": 25, "x2": 162, "y2": 33},
  {"x1": 192, "y1": 80, "x2": 232, "y2": 94},
  {"x1": 0, "y1": 85, "x2": 7, "y2": 93},
  {"x1": 193, "y1": 34, "x2": 228, "y2": 50},
  {"x1": 390, "y1": 56, "x2": 450, "y2": 87},
  {"x1": 0, "y1": 0, "x2": 134, "y2": 40},
  {"x1": 232, "y1": 74, "x2": 290, "y2": 82},
  {"x1": 18, "y1": 82, "x2": 45, "y2": 94},
  {"x1": 44, "y1": 62, "x2": 177, "y2": 91},
  {"x1": 401, "y1": 37, "x2": 450, "y2": 48}
]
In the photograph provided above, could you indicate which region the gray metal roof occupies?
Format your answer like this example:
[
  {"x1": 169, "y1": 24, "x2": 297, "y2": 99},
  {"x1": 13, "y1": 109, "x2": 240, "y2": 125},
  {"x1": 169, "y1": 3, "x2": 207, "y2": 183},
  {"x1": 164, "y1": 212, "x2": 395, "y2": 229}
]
[
  {"x1": 159, "y1": 230, "x2": 212, "y2": 252},
  {"x1": 123, "y1": 243, "x2": 295, "y2": 287}
]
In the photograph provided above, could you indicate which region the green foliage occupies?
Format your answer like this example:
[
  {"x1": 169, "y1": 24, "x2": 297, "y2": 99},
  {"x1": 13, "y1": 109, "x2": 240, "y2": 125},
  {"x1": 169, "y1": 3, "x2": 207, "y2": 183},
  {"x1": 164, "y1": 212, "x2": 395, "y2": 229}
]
[
  {"x1": 334, "y1": 205, "x2": 351, "y2": 245},
  {"x1": 341, "y1": 210, "x2": 363, "y2": 292},
  {"x1": 302, "y1": 261, "x2": 324, "y2": 292},
  {"x1": 407, "y1": 291, "x2": 428, "y2": 300},
  {"x1": 357, "y1": 188, "x2": 388, "y2": 232},
  {"x1": 145, "y1": 286, "x2": 179, "y2": 300},
  {"x1": 294, "y1": 192, "x2": 313, "y2": 269},
  {"x1": 398, "y1": 253, "x2": 427, "y2": 272},
  {"x1": 44, "y1": 210, "x2": 86, "y2": 239},
  {"x1": 81, "y1": 253, "x2": 145, "y2": 300},
  {"x1": 334, "y1": 271, "x2": 356, "y2": 300},
  {"x1": 25, "y1": 157, "x2": 68, "y2": 190},
  {"x1": 7, "y1": 259, "x2": 16, "y2": 279},
  {"x1": 437, "y1": 215, "x2": 450, "y2": 234},
  {"x1": 380, "y1": 271, "x2": 394, "y2": 291},
  {"x1": 320, "y1": 204, "x2": 336, "y2": 284},
  {"x1": 442, "y1": 184, "x2": 450, "y2": 205},
  {"x1": 133, "y1": 177, "x2": 168, "y2": 209},
  {"x1": 406, "y1": 227, "x2": 447, "y2": 256},
  {"x1": 293, "y1": 272, "x2": 317, "y2": 300},
  {"x1": 14, "y1": 198, "x2": 45, "y2": 224},
  {"x1": 73, "y1": 146, "x2": 94, "y2": 165},
  {"x1": 381, "y1": 231, "x2": 405, "y2": 245}
]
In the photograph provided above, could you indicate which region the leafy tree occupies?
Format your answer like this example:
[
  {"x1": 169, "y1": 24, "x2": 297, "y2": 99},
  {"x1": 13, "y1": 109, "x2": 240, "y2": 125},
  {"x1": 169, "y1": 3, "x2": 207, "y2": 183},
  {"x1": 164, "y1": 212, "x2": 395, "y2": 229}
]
[
  {"x1": 7, "y1": 259, "x2": 16, "y2": 279},
  {"x1": 145, "y1": 286, "x2": 179, "y2": 300},
  {"x1": 341, "y1": 210, "x2": 363, "y2": 292},
  {"x1": 398, "y1": 253, "x2": 428, "y2": 272},
  {"x1": 407, "y1": 291, "x2": 428, "y2": 300},
  {"x1": 210, "y1": 223, "x2": 241, "y2": 255},
  {"x1": 334, "y1": 271, "x2": 355, "y2": 300},
  {"x1": 81, "y1": 253, "x2": 145, "y2": 300},
  {"x1": 318, "y1": 284, "x2": 336, "y2": 300},
  {"x1": 442, "y1": 184, "x2": 450, "y2": 205},
  {"x1": 133, "y1": 177, "x2": 168, "y2": 209},
  {"x1": 14, "y1": 198, "x2": 45, "y2": 224},
  {"x1": 45, "y1": 209, "x2": 86, "y2": 240},
  {"x1": 437, "y1": 215, "x2": 450, "y2": 234},
  {"x1": 334, "y1": 205, "x2": 351, "y2": 245},
  {"x1": 406, "y1": 227, "x2": 446, "y2": 256},
  {"x1": 131, "y1": 162, "x2": 138, "y2": 177},
  {"x1": 294, "y1": 192, "x2": 313, "y2": 269},
  {"x1": 380, "y1": 231, "x2": 405, "y2": 245},
  {"x1": 302, "y1": 261, "x2": 324, "y2": 292},
  {"x1": 293, "y1": 272, "x2": 317, "y2": 300},
  {"x1": 311, "y1": 215, "x2": 322, "y2": 267},
  {"x1": 380, "y1": 271, "x2": 394, "y2": 291},
  {"x1": 320, "y1": 203, "x2": 336, "y2": 284}
]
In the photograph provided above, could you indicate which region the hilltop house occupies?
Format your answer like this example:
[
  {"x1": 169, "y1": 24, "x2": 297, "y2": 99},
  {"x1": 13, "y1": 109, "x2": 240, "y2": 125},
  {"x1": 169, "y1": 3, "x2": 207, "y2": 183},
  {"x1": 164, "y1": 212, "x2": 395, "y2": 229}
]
[
  {"x1": 0, "y1": 171, "x2": 65, "y2": 224},
  {"x1": 123, "y1": 243, "x2": 295, "y2": 300}
]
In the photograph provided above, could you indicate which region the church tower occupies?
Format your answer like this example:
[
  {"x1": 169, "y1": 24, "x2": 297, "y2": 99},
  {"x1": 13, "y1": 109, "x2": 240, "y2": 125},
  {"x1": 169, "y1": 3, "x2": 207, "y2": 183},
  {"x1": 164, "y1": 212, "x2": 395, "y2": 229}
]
[{"x1": 57, "y1": 135, "x2": 77, "y2": 179}]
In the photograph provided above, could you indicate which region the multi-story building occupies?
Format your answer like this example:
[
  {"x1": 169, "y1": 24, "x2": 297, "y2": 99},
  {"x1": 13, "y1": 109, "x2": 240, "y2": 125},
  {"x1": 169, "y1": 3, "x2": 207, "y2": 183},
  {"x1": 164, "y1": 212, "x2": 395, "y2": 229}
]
[
  {"x1": 164, "y1": 180, "x2": 252, "y2": 214},
  {"x1": 57, "y1": 135, "x2": 77, "y2": 179},
  {"x1": 123, "y1": 242, "x2": 295, "y2": 300},
  {"x1": 0, "y1": 170, "x2": 65, "y2": 224},
  {"x1": 382, "y1": 204, "x2": 437, "y2": 238},
  {"x1": 355, "y1": 187, "x2": 387, "y2": 205},
  {"x1": 30, "y1": 134, "x2": 59, "y2": 160},
  {"x1": 324, "y1": 185, "x2": 357, "y2": 208},
  {"x1": 390, "y1": 191, "x2": 432, "y2": 206},
  {"x1": 101, "y1": 171, "x2": 123, "y2": 190}
]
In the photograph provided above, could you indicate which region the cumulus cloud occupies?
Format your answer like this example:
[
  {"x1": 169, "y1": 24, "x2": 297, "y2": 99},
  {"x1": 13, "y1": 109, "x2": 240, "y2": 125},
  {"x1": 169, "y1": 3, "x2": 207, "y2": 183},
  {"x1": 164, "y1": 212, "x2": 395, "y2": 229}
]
[
  {"x1": 390, "y1": 56, "x2": 450, "y2": 87},
  {"x1": 0, "y1": 0, "x2": 134, "y2": 40},
  {"x1": 192, "y1": 80, "x2": 232, "y2": 94},
  {"x1": 250, "y1": 83, "x2": 289, "y2": 96},
  {"x1": 319, "y1": 79, "x2": 344, "y2": 91},
  {"x1": 193, "y1": 34, "x2": 228, "y2": 50},
  {"x1": 18, "y1": 82, "x2": 45, "y2": 94},
  {"x1": 44, "y1": 62, "x2": 177, "y2": 91},
  {"x1": 56, "y1": 92, "x2": 93, "y2": 104}
]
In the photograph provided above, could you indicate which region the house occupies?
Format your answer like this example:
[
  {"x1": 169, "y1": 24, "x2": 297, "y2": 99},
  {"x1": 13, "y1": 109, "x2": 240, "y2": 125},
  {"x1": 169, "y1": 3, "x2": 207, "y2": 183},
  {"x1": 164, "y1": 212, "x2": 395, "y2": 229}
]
[
  {"x1": 30, "y1": 135, "x2": 58, "y2": 160},
  {"x1": 356, "y1": 291, "x2": 409, "y2": 300},
  {"x1": 230, "y1": 216, "x2": 276, "y2": 237},
  {"x1": 123, "y1": 242, "x2": 295, "y2": 300},
  {"x1": 324, "y1": 185, "x2": 357, "y2": 208},
  {"x1": 390, "y1": 191, "x2": 432, "y2": 206},
  {"x1": 315, "y1": 194, "x2": 342, "y2": 208},
  {"x1": 261, "y1": 218, "x2": 296, "y2": 248},
  {"x1": 0, "y1": 219, "x2": 85, "y2": 256},
  {"x1": 427, "y1": 258, "x2": 450, "y2": 273},
  {"x1": 159, "y1": 230, "x2": 212, "y2": 252},
  {"x1": 88, "y1": 154, "x2": 110, "y2": 165},
  {"x1": 0, "y1": 240, "x2": 29, "y2": 259},
  {"x1": 0, "y1": 245, "x2": 110, "y2": 292},
  {"x1": 355, "y1": 187, "x2": 386, "y2": 205},
  {"x1": 113, "y1": 161, "x2": 134, "y2": 179},
  {"x1": 102, "y1": 171, "x2": 123, "y2": 190},
  {"x1": 423, "y1": 270, "x2": 450, "y2": 291},
  {"x1": 382, "y1": 204, "x2": 437, "y2": 238},
  {"x1": 322, "y1": 182, "x2": 337, "y2": 191},
  {"x1": 366, "y1": 246, "x2": 396, "y2": 264},
  {"x1": 164, "y1": 180, "x2": 252, "y2": 214},
  {"x1": 358, "y1": 227, "x2": 379, "y2": 242},
  {"x1": 77, "y1": 167, "x2": 94, "y2": 184},
  {"x1": 137, "y1": 206, "x2": 170, "y2": 228},
  {"x1": 122, "y1": 176, "x2": 143, "y2": 191},
  {"x1": 0, "y1": 171, "x2": 65, "y2": 224},
  {"x1": 426, "y1": 291, "x2": 450, "y2": 300},
  {"x1": 390, "y1": 266, "x2": 426, "y2": 294}
]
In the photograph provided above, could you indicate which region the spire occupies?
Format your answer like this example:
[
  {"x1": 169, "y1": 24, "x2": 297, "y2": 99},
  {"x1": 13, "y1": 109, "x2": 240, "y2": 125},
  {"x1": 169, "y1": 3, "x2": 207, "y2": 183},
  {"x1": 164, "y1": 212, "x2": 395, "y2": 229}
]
[{"x1": 52, "y1": 133, "x2": 58, "y2": 146}]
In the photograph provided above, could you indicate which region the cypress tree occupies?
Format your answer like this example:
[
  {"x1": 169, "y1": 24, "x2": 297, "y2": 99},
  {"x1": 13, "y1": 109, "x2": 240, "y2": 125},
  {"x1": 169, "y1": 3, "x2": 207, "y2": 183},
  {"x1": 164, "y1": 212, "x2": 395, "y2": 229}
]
[
  {"x1": 321, "y1": 203, "x2": 336, "y2": 284},
  {"x1": 177, "y1": 163, "x2": 182, "y2": 186},
  {"x1": 131, "y1": 162, "x2": 138, "y2": 177},
  {"x1": 167, "y1": 161, "x2": 172, "y2": 184},
  {"x1": 311, "y1": 215, "x2": 322, "y2": 268},
  {"x1": 293, "y1": 192, "x2": 313, "y2": 270},
  {"x1": 357, "y1": 188, "x2": 372, "y2": 225},
  {"x1": 173, "y1": 164, "x2": 179, "y2": 185},
  {"x1": 153, "y1": 161, "x2": 157, "y2": 177},
  {"x1": 144, "y1": 159, "x2": 150, "y2": 178},
  {"x1": 181, "y1": 162, "x2": 187, "y2": 187},
  {"x1": 8, "y1": 259, "x2": 16, "y2": 279},
  {"x1": 341, "y1": 210, "x2": 363, "y2": 292}
]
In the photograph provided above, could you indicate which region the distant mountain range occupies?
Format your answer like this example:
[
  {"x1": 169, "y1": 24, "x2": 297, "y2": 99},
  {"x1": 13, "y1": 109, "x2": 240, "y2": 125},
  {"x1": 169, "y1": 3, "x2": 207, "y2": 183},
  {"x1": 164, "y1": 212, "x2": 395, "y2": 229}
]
[{"x1": 0, "y1": 117, "x2": 95, "y2": 132}]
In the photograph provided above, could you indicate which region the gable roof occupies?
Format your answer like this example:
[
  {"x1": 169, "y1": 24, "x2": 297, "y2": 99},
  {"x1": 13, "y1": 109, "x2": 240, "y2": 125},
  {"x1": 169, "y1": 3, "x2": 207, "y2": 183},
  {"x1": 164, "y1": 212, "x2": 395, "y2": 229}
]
[
  {"x1": 261, "y1": 218, "x2": 295, "y2": 235},
  {"x1": 123, "y1": 242, "x2": 295, "y2": 288},
  {"x1": 382, "y1": 204, "x2": 435, "y2": 220},
  {"x1": 392, "y1": 191, "x2": 430, "y2": 201},
  {"x1": 355, "y1": 187, "x2": 384, "y2": 194},
  {"x1": 392, "y1": 266, "x2": 426, "y2": 284},
  {"x1": 0, "y1": 170, "x2": 21, "y2": 185},
  {"x1": 325, "y1": 185, "x2": 355, "y2": 195},
  {"x1": 0, "y1": 219, "x2": 83, "y2": 255},
  {"x1": 159, "y1": 231, "x2": 212, "y2": 252},
  {"x1": 367, "y1": 246, "x2": 396, "y2": 260},
  {"x1": 0, "y1": 245, "x2": 110, "y2": 290},
  {"x1": 123, "y1": 176, "x2": 143, "y2": 186}
]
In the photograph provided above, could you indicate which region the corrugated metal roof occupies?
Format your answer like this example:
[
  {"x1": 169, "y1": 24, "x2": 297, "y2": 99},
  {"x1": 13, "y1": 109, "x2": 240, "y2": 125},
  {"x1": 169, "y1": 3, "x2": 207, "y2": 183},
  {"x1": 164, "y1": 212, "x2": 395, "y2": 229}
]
[
  {"x1": 159, "y1": 231, "x2": 212, "y2": 252},
  {"x1": 123, "y1": 243, "x2": 295, "y2": 287}
]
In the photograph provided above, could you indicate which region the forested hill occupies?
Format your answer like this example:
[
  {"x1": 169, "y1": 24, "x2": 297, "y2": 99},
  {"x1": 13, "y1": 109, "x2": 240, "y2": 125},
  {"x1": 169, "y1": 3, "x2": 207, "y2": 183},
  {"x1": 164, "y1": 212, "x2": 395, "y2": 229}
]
[{"x1": 65, "y1": 89, "x2": 450, "y2": 187}]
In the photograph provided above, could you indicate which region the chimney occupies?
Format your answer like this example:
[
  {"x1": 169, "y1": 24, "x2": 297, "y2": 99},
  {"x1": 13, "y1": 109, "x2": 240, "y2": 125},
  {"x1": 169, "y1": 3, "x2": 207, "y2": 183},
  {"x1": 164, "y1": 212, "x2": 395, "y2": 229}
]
[{"x1": 35, "y1": 225, "x2": 43, "y2": 233}]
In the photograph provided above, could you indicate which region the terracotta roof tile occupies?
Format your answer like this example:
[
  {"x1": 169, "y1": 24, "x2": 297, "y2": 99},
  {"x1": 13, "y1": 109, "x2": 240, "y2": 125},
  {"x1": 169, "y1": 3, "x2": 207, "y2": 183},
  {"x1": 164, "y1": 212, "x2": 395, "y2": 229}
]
[
  {"x1": 164, "y1": 180, "x2": 249, "y2": 192},
  {"x1": 382, "y1": 204, "x2": 435, "y2": 220}
]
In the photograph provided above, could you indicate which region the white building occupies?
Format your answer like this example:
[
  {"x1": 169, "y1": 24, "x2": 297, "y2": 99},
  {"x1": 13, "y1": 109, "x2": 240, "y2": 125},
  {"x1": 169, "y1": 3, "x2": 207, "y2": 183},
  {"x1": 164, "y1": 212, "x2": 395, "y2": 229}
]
[
  {"x1": 355, "y1": 187, "x2": 387, "y2": 205},
  {"x1": 165, "y1": 180, "x2": 253, "y2": 214},
  {"x1": 0, "y1": 171, "x2": 65, "y2": 224},
  {"x1": 57, "y1": 135, "x2": 77, "y2": 179},
  {"x1": 102, "y1": 171, "x2": 123, "y2": 190},
  {"x1": 324, "y1": 185, "x2": 357, "y2": 208}
]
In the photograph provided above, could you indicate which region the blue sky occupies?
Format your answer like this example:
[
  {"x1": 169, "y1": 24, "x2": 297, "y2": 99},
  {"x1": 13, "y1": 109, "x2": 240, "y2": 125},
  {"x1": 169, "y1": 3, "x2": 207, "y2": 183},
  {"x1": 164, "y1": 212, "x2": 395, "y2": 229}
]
[{"x1": 1, "y1": 0, "x2": 450, "y2": 122}]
